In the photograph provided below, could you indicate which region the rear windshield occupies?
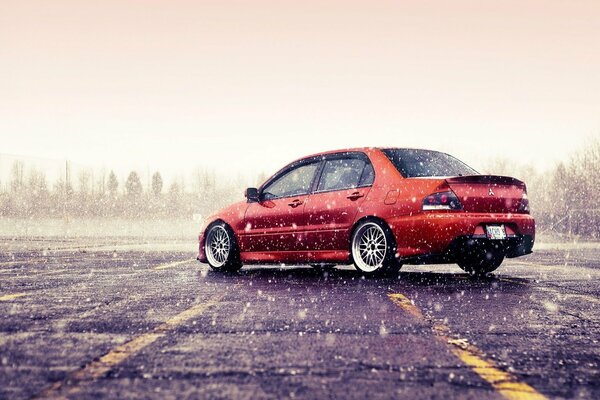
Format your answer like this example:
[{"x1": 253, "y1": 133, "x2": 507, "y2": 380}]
[{"x1": 382, "y1": 148, "x2": 478, "y2": 178}]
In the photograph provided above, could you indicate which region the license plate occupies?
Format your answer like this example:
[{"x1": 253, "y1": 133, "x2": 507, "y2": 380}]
[{"x1": 486, "y1": 225, "x2": 506, "y2": 240}]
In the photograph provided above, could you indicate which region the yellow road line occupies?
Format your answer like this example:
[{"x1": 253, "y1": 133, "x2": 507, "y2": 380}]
[
  {"x1": 447, "y1": 344, "x2": 544, "y2": 400},
  {"x1": 388, "y1": 293, "x2": 424, "y2": 319},
  {"x1": 35, "y1": 293, "x2": 225, "y2": 399},
  {"x1": 153, "y1": 258, "x2": 196, "y2": 270},
  {"x1": 388, "y1": 293, "x2": 546, "y2": 400},
  {"x1": 0, "y1": 293, "x2": 27, "y2": 301}
]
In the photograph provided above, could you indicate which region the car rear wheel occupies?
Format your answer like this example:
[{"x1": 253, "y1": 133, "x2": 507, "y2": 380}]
[
  {"x1": 457, "y1": 244, "x2": 504, "y2": 276},
  {"x1": 351, "y1": 220, "x2": 401, "y2": 276},
  {"x1": 205, "y1": 223, "x2": 242, "y2": 272}
]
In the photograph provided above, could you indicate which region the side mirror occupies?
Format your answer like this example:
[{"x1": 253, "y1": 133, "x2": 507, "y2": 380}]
[{"x1": 245, "y1": 187, "x2": 259, "y2": 203}]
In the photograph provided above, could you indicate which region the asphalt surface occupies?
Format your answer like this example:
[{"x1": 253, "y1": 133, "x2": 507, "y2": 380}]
[{"x1": 1, "y1": 240, "x2": 599, "y2": 399}]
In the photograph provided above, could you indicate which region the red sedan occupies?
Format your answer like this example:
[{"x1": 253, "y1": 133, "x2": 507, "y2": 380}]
[{"x1": 197, "y1": 148, "x2": 534, "y2": 276}]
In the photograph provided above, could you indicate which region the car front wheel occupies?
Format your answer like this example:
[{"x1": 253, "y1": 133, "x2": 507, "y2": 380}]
[
  {"x1": 351, "y1": 220, "x2": 401, "y2": 276},
  {"x1": 205, "y1": 223, "x2": 242, "y2": 272}
]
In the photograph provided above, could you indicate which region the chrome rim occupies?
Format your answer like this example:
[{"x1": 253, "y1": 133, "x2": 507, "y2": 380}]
[
  {"x1": 352, "y1": 222, "x2": 387, "y2": 272},
  {"x1": 205, "y1": 226, "x2": 231, "y2": 267}
]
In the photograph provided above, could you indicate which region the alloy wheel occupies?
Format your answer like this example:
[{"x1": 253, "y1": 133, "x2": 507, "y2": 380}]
[
  {"x1": 352, "y1": 222, "x2": 387, "y2": 272},
  {"x1": 206, "y1": 225, "x2": 231, "y2": 267}
]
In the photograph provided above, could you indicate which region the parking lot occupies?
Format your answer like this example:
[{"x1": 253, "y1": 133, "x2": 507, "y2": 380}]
[{"x1": 1, "y1": 239, "x2": 599, "y2": 399}]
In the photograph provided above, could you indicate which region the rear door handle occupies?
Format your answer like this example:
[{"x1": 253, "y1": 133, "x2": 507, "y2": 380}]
[
  {"x1": 288, "y1": 199, "x2": 303, "y2": 208},
  {"x1": 346, "y1": 191, "x2": 364, "y2": 201}
]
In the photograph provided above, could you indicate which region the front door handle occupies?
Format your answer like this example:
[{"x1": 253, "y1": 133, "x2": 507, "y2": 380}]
[
  {"x1": 346, "y1": 191, "x2": 364, "y2": 201},
  {"x1": 288, "y1": 199, "x2": 303, "y2": 208}
]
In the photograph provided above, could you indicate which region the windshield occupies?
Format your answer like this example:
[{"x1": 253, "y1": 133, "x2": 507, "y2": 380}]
[{"x1": 382, "y1": 148, "x2": 478, "y2": 178}]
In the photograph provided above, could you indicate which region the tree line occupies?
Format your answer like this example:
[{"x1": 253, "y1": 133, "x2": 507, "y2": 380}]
[
  {"x1": 483, "y1": 138, "x2": 600, "y2": 238},
  {"x1": 0, "y1": 165, "x2": 246, "y2": 219},
  {"x1": 1, "y1": 139, "x2": 599, "y2": 238}
]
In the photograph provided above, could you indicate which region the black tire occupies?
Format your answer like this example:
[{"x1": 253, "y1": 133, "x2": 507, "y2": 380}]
[
  {"x1": 204, "y1": 222, "x2": 242, "y2": 273},
  {"x1": 457, "y1": 244, "x2": 504, "y2": 276},
  {"x1": 350, "y1": 219, "x2": 402, "y2": 277}
]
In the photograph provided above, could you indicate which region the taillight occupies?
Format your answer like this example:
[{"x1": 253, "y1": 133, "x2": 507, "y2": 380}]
[
  {"x1": 518, "y1": 191, "x2": 530, "y2": 213},
  {"x1": 422, "y1": 191, "x2": 462, "y2": 211}
]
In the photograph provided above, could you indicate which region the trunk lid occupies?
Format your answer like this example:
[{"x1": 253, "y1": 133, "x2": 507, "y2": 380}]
[{"x1": 445, "y1": 175, "x2": 527, "y2": 213}]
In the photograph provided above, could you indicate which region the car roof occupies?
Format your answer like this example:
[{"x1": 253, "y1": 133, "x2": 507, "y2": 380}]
[
  {"x1": 261, "y1": 147, "x2": 450, "y2": 190},
  {"x1": 293, "y1": 146, "x2": 444, "y2": 162},
  {"x1": 298, "y1": 147, "x2": 377, "y2": 159}
]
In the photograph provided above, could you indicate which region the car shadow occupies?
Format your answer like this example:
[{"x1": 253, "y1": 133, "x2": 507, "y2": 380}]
[{"x1": 201, "y1": 264, "x2": 533, "y2": 293}]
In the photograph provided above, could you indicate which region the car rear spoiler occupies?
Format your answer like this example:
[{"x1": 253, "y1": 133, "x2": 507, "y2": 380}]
[{"x1": 445, "y1": 175, "x2": 525, "y2": 187}]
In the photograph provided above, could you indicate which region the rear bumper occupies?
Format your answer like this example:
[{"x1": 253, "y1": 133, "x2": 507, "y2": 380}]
[
  {"x1": 450, "y1": 234, "x2": 533, "y2": 259},
  {"x1": 388, "y1": 212, "x2": 535, "y2": 259},
  {"x1": 401, "y1": 235, "x2": 534, "y2": 265}
]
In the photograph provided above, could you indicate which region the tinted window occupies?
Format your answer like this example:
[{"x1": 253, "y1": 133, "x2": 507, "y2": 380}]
[
  {"x1": 359, "y1": 162, "x2": 374, "y2": 186},
  {"x1": 382, "y1": 149, "x2": 478, "y2": 178},
  {"x1": 317, "y1": 158, "x2": 369, "y2": 192},
  {"x1": 262, "y1": 162, "x2": 319, "y2": 199}
]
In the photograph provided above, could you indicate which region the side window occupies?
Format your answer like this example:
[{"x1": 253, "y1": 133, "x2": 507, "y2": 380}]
[
  {"x1": 262, "y1": 162, "x2": 319, "y2": 200},
  {"x1": 359, "y1": 162, "x2": 374, "y2": 186},
  {"x1": 317, "y1": 158, "x2": 367, "y2": 192}
]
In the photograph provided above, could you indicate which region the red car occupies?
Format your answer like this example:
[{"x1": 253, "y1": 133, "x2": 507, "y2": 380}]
[{"x1": 197, "y1": 148, "x2": 534, "y2": 276}]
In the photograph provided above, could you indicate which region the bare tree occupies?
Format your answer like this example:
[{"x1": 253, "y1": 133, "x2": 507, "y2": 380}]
[
  {"x1": 125, "y1": 172, "x2": 143, "y2": 197},
  {"x1": 107, "y1": 171, "x2": 119, "y2": 196},
  {"x1": 10, "y1": 161, "x2": 25, "y2": 193},
  {"x1": 78, "y1": 171, "x2": 92, "y2": 197},
  {"x1": 151, "y1": 172, "x2": 163, "y2": 196}
]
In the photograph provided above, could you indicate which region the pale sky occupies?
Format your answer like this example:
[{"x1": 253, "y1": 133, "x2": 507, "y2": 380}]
[{"x1": 1, "y1": 0, "x2": 599, "y2": 181}]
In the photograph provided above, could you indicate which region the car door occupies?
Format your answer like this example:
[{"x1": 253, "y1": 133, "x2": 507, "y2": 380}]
[
  {"x1": 304, "y1": 153, "x2": 374, "y2": 251},
  {"x1": 241, "y1": 160, "x2": 321, "y2": 254}
]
